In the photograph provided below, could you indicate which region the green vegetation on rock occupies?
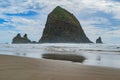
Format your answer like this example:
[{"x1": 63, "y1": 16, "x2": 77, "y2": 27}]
[{"x1": 49, "y1": 6, "x2": 80, "y2": 26}]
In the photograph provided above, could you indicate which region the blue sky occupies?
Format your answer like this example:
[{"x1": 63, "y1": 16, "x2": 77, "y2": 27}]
[{"x1": 0, "y1": 0, "x2": 120, "y2": 44}]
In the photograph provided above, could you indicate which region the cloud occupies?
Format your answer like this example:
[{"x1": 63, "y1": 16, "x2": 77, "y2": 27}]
[
  {"x1": 81, "y1": 20, "x2": 120, "y2": 43},
  {"x1": 108, "y1": 0, "x2": 120, "y2": 2},
  {"x1": 5, "y1": 11, "x2": 38, "y2": 17},
  {"x1": 5, "y1": 16, "x2": 43, "y2": 42},
  {"x1": 0, "y1": 18, "x2": 8, "y2": 24}
]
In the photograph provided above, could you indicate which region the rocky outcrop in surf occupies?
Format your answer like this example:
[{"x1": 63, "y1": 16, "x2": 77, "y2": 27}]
[
  {"x1": 12, "y1": 33, "x2": 31, "y2": 44},
  {"x1": 96, "y1": 37, "x2": 103, "y2": 43}
]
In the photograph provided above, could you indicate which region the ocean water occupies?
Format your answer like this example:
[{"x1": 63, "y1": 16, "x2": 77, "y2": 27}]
[{"x1": 0, "y1": 43, "x2": 120, "y2": 68}]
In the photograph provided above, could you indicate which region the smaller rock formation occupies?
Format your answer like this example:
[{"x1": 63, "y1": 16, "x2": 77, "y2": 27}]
[
  {"x1": 12, "y1": 33, "x2": 31, "y2": 44},
  {"x1": 22, "y1": 34, "x2": 31, "y2": 43},
  {"x1": 12, "y1": 33, "x2": 22, "y2": 43},
  {"x1": 96, "y1": 37, "x2": 103, "y2": 43}
]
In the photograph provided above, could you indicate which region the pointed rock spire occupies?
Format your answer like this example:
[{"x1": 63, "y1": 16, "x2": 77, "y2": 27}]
[
  {"x1": 23, "y1": 34, "x2": 31, "y2": 43},
  {"x1": 16, "y1": 33, "x2": 21, "y2": 38},
  {"x1": 12, "y1": 33, "x2": 22, "y2": 43},
  {"x1": 23, "y1": 34, "x2": 27, "y2": 38},
  {"x1": 96, "y1": 37, "x2": 103, "y2": 43}
]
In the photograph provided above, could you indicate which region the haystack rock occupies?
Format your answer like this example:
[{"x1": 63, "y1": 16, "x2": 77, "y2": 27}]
[
  {"x1": 39, "y1": 6, "x2": 92, "y2": 43},
  {"x1": 96, "y1": 37, "x2": 103, "y2": 43},
  {"x1": 12, "y1": 33, "x2": 31, "y2": 44}
]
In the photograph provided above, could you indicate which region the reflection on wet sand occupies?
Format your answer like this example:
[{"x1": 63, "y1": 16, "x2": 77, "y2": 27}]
[{"x1": 0, "y1": 44, "x2": 120, "y2": 68}]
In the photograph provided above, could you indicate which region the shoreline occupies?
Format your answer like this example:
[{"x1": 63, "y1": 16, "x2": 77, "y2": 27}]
[{"x1": 0, "y1": 55, "x2": 120, "y2": 80}]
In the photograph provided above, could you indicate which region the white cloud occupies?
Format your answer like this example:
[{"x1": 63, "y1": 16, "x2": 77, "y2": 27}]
[
  {"x1": 8, "y1": 17, "x2": 44, "y2": 41},
  {"x1": 80, "y1": 18, "x2": 120, "y2": 43},
  {"x1": 80, "y1": 19, "x2": 108, "y2": 43},
  {"x1": 0, "y1": 30, "x2": 16, "y2": 43}
]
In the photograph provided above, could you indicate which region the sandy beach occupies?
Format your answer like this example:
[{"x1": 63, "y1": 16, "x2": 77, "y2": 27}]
[{"x1": 0, "y1": 55, "x2": 120, "y2": 80}]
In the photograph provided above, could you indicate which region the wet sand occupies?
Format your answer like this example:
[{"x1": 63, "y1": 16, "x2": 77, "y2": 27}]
[{"x1": 0, "y1": 55, "x2": 120, "y2": 80}]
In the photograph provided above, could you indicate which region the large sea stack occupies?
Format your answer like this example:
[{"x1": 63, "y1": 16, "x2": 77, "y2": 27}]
[
  {"x1": 39, "y1": 6, "x2": 92, "y2": 43},
  {"x1": 12, "y1": 33, "x2": 31, "y2": 44}
]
